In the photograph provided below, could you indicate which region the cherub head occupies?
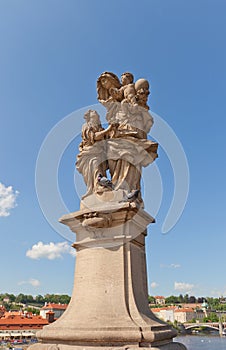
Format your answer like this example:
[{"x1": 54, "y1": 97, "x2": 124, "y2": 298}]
[
  {"x1": 121, "y1": 72, "x2": 134, "y2": 86},
  {"x1": 135, "y1": 79, "x2": 150, "y2": 109},
  {"x1": 135, "y1": 78, "x2": 150, "y2": 95}
]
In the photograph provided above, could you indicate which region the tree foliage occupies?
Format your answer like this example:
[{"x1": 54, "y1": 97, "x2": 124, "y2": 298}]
[
  {"x1": 203, "y1": 313, "x2": 219, "y2": 323},
  {"x1": 0, "y1": 293, "x2": 71, "y2": 307},
  {"x1": 148, "y1": 295, "x2": 155, "y2": 304}
]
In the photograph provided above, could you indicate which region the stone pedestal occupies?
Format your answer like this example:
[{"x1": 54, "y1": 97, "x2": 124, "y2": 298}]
[{"x1": 28, "y1": 193, "x2": 186, "y2": 350}]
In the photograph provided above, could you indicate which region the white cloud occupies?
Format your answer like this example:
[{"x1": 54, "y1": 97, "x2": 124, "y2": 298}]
[
  {"x1": 0, "y1": 182, "x2": 19, "y2": 217},
  {"x1": 160, "y1": 263, "x2": 181, "y2": 269},
  {"x1": 170, "y1": 263, "x2": 181, "y2": 268},
  {"x1": 18, "y1": 278, "x2": 41, "y2": 287},
  {"x1": 210, "y1": 288, "x2": 226, "y2": 298},
  {"x1": 174, "y1": 282, "x2": 194, "y2": 293},
  {"x1": 151, "y1": 282, "x2": 159, "y2": 289},
  {"x1": 26, "y1": 241, "x2": 75, "y2": 260}
]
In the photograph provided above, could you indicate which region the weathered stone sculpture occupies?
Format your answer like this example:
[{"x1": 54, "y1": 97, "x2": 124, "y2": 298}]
[
  {"x1": 97, "y1": 71, "x2": 150, "y2": 110},
  {"x1": 28, "y1": 72, "x2": 187, "y2": 350},
  {"x1": 76, "y1": 109, "x2": 112, "y2": 198}
]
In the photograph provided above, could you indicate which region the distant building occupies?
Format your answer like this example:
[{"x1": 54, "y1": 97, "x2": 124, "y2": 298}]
[
  {"x1": 174, "y1": 308, "x2": 195, "y2": 323},
  {"x1": 152, "y1": 307, "x2": 176, "y2": 323},
  {"x1": 195, "y1": 309, "x2": 205, "y2": 321},
  {"x1": 0, "y1": 311, "x2": 48, "y2": 339},
  {"x1": 154, "y1": 296, "x2": 165, "y2": 305},
  {"x1": 40, "y1": 303, "x2": 68, "y2": 319},
  {"x1": 216, "y1": 310, "x2": 226, "y2": 319},
  {"x1": 151, "y1": 307, "x2": 162, "y2": 320},
  {"x1": 3, "y1": 298, "x2": 10, "y2": 304},
  {"x1": 181, "y1": 303, "x2": 202, "y2": 309},
  {"x1": 152, "y1": 305, "x2": 206, "y2": 324},
  {"x1": 219, "y1": 297, "x2": 226, "y2": 304}
]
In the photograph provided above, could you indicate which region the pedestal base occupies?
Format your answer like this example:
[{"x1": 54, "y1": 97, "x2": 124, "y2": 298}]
[
  {"x1": 28, "y1": 342, "x2": 187, "y2": 350},
  {"x1": 28, "y1": 205, "x2": 187, "y2": 350}
]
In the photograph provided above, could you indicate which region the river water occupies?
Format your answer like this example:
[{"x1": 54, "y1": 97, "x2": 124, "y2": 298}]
[{"x1": 176, "y1": 335, "x2": 226, "y2": 349}]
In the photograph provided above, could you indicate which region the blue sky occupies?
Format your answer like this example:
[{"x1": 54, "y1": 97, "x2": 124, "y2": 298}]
[{"x1": 0, "y1": 0, "x2": 225, "y2": 298}]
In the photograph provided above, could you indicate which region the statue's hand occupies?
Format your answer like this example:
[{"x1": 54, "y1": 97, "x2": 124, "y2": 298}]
[{"x1": 106, "y1": 123, "x2": 118, "y2": 132}]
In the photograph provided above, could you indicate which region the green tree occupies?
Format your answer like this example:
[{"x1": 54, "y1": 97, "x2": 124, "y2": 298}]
[
  {"x1": 44, "y1": 294, "x2": 71, "y2": 304},
  {"x1": 148, "y1": 296, "x2": 155, "y2": 304},
  {"x1": 179, "y1": 294, "x2": 184, "y2": 303},
  {"x1": 8, "y1": 294, "x2": 16, "y2": 302},
  {"x1": 206, "y1": 297, "x2": 220, "y2": 310},
  {"x1": 165, "y1": 296, "x2": 180, "y2": 305},
  {"x1": 203, "y1": 313, "x2": 219, "y2": 322},
  {"x1": 0, "y1": 293, "x2": 16, "y2": 303},
  {"x1": 26, "y1": 295, "x2": 34, "y2": 303},
  {"x1": 58, "y1": 295, "x2": 71, "y2": 304},
  {"x1": 184, "y1": 294, "x2": 189, "y2": 303},
  {"x1": 15, "y1": 293, "x2": 26, "y2": 304},
  {"x1": 26, "y1": 307, "x2": 40, "y2": 315},
  {"x1": 35, "y1": 294, "x2": 44, "y2": 304},
  {"x1": 10, "y1": 304, "x2": 21, "y2": 310}
]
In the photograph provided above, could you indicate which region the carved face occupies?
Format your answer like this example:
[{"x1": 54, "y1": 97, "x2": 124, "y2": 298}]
[
  {"x1": 121, "y1": 73, "x2": 133, "y2": 85},
  {"x1": 135, "y1": 79, "x2": 149, "y2": 94},
  {"x1": 89, "y1": 110, "x2": 100, "y2": 124},
  {"x1": 100, "y1": 75, "x2": 112, "y2": 90}
]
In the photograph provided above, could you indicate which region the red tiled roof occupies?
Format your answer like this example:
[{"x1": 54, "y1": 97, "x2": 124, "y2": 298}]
[
  {"x1": 3, "y1": 311, "x2": 24, "y2": 318},
  {"x1": 182, "y1": 303, "x2": 202, "y2": 309},
  {"x1": 174, "y1": 308, "x2": 194, "y2": 313},
  {"x1": 41, "y1": 303, "x2": 68, "y2": 310},
  {"x1": 152, "y1": 306, "x2": 177, "y2": 312},
  {"x1": 0, "y1": 314, "x2": 48, "y2": 330},
  {"x1": 154, "y1": 296, "x2": 165, "y2": 299},
  {"x1": 151, "y1": 308, "x2": 162, "y2": 312}
]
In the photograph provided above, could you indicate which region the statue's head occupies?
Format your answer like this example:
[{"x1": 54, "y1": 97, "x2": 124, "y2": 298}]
[
  {"x1": 135, "y1": 78, "x2": 150, "y2": 94},
  {"x1": 84, "y1": 110, "x2": 91, "y2": 122},
  {"x1": 97, "y1": 72, "x2": 121, "y2": 101},
  {"x1": 121, "y1": 72, "x2": 134, "y2": 85},
  {"x1": 98, "y1": 72, "x2": 121, "y2": 89},
  {"x1": 84, "y1": 110, "x2": 101, "y2": 125}
]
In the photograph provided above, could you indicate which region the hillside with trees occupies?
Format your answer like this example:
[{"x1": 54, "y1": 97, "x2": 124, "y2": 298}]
[{"x1": 0, "y1": 293, "x2": 71, "y2": 313}]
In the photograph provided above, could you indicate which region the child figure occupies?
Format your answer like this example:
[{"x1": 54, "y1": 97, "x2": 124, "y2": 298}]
[{"x1": 109, "y1": 72, "x2": 137, "y2": 106}]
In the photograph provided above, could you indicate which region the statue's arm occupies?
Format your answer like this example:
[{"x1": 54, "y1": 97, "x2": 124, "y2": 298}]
[{"x1": 94, "y1": 124, "x2": 114, "y2": 141}]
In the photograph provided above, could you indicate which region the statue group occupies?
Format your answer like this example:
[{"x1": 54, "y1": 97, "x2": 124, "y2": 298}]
[
  {"x1": 76, "y1": 71, "x2": 158, "y2": 202},
  {"x1": 28, "y1": 71, "x2": 187, "y2": 350},
  {"x1": 97, "y1": 71, "x2": 150, "y2": 109}
]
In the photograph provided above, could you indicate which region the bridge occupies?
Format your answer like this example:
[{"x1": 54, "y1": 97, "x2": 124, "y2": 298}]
[{"x1": 183, "y1": 322, "x2": 226, "y2": 335}]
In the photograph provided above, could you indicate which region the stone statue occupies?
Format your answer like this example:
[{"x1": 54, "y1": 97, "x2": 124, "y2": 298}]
[
  {"x1": 99, "y1": 72, "x2": 156, "y2": 198},
  {"x1": 97, "y1": 71, "x2": 150, "y2": 110},
  {"x1": 109, "y1": 72, "x2": 137, "y2": 106},
  {"x1": 135, "y1": 78, "x2": 150, "y2": 110},
  {"x1": 120, "y1": 72, "x2": 137, "y2": 105},
  {"x1": 76, "y1": 72, "x2": 157, "y2": 204},
  {"x1": 97, "y1": 71, "x2": 121, "y2": 103},
  {"x1": 76, "y1": 109, "x2": 113, "y2": 198},
  {"x1": 29, "y1": 71, "x2": 187, "y2": 350}
]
